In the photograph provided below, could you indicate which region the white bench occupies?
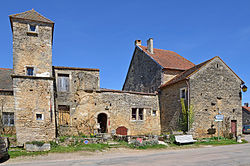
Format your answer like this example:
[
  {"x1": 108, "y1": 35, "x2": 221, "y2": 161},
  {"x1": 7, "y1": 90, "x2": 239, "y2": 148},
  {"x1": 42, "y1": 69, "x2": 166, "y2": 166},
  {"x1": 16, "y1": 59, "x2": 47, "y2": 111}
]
[{"x1": 175, "y1": 135, "x2": 197, "y2": 144}]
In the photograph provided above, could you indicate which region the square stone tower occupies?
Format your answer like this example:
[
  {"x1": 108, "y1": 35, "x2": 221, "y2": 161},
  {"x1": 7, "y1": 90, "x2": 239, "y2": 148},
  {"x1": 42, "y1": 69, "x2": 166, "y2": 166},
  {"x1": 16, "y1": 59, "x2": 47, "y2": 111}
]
[{"x1": 9, "y1": 9, "x2": 56, "y2": 144}]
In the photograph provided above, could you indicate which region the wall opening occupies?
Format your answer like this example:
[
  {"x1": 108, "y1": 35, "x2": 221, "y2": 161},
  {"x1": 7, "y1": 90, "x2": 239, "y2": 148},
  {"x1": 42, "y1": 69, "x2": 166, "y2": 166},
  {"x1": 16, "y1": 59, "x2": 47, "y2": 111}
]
[{"x1": 97, "y1": 113, "x2": 107, "y2": 133}]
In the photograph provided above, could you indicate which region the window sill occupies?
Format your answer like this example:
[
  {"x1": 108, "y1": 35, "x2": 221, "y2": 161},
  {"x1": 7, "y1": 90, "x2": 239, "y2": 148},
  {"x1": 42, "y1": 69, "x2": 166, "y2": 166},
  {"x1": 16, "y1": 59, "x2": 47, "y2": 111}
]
[{"x1": 27, "y1": 31, "x2": 38, "y2": 36}]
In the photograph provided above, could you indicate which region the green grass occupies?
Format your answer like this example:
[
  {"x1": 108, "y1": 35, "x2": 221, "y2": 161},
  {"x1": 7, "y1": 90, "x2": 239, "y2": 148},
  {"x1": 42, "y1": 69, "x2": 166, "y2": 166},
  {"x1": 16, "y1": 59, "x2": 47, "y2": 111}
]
[
  {"x1": 195, "y1": 137, "x2": 248, "y2": 146},
  {"x1": 7, "y1": 137, "x2": 248, "y2": 158},
  {"x1": 8, "y1": 143, "x2": 110, "y2": 158}
]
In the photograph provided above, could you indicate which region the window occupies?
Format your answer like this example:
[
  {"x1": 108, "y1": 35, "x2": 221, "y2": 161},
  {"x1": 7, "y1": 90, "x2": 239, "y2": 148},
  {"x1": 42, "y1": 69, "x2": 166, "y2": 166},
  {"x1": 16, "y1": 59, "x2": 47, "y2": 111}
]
[
  {"x1": 26, "y1": 67, "x2": 34, "y2": 76},
  {"x1": 57, "y1": 74, "x2": 70, "y2": 92},
  {"x1": 36, "y1": 113, "x2": 43, "y2": 120},
  {"x1": 28, "y1": 24, "x2": 38, "y2": 32},
  {"x1": 152, "y1": 110, "x2": 157, "y2": 116},
  {"x1": 132, "y1": 108, "x2": 137, "y2": 120},
  {"x1": 58, "y1": 105, "x2": 70, "y2": 126},
  {"x1": 138, "y1": 108, "x2": 144, "y2": 120},
  {"x1": 131, "y1": 108, "x2": 144, "y2": 121},
  {"x1": 180, "y1": 88, "x2": 187, "y2": 99},
  {"x1": 3, "y1": 112, "x2": 14, "y2": 126}
]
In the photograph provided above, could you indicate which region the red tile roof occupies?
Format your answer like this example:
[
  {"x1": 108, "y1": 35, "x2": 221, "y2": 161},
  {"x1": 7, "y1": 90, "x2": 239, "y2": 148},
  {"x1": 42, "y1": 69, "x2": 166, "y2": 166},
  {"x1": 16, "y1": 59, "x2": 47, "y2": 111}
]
[
  {"x1": 138, "y1": 45, "x2": 195, "y2": 70},
  {"x1": 9, "y1": 9, "x2": 54, "y2": 24},
  {"x1": 160, "y1": 56, "x2": 244, "y2": 89},
  {"x1": 243, "y1": 106, "x2": 250, "y2": 113}
]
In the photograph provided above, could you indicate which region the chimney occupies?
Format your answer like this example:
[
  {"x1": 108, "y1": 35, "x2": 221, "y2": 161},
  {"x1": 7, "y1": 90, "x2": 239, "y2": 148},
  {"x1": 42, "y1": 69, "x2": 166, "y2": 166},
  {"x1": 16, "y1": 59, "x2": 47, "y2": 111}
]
[
  {"x1": 135, "y1": 40, "x2": 141, "y2": 46},
  {"x1": 147, "y1": 38, "x2": 153, "y2": 54},
  {"x1": 244, "y1": 103, "x2": 249, "y2": 107}
]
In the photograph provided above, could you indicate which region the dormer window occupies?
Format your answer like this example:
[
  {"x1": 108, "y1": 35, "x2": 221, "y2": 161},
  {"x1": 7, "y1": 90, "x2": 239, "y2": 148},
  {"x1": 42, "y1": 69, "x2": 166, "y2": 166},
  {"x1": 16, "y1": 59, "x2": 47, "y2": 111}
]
[{"x1": 26, "y1": 67, "x2": 34, "y2": 76}]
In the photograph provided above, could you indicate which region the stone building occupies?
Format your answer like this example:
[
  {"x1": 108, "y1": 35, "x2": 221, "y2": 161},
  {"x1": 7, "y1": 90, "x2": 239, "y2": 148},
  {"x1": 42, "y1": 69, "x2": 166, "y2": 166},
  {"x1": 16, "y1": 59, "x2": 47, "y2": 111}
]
[
  {"x1": 0, "y1": 10, "x2": 161, "y2": 145},
  {"x1": 242, "y1": 103, "x2": 250, "y2": 126},
  {"x1": 124, "y1": 39, "x2": 245, "y2": 138},
  {"x1": 0, "y1": 9, "x2": 246, "y2": 144}
]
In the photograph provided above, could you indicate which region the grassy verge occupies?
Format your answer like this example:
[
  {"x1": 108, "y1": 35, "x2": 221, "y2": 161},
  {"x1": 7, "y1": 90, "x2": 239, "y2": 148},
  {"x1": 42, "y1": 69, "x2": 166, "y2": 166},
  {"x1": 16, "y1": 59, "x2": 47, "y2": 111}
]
[{"x1": 8, "y1": 137, "x2": 248, "y2": 158}]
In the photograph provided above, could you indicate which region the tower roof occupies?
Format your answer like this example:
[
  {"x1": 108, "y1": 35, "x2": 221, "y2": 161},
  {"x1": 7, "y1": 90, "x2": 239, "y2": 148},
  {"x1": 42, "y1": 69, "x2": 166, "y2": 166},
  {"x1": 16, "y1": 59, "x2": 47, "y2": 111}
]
[{"x1": 9, "y1": 9, "x2": 54, "y2": 24}]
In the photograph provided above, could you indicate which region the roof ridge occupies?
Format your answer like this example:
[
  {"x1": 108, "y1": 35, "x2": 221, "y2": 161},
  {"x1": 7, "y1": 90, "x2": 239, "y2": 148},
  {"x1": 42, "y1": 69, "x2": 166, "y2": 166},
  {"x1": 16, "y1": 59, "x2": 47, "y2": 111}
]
[{"x1": 9, "y1": 9, "x2": 54, "y2": 24}]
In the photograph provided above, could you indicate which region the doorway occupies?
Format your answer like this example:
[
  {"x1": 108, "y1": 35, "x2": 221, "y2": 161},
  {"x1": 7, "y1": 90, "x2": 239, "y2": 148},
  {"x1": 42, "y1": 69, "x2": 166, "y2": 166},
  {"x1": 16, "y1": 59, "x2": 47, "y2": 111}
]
[
  {"x1": 231, "y1": 120, "x2": 237, "y2": 136},
  {"x1": 97, "y1": 113, "x2": 107, "y2": 133}
]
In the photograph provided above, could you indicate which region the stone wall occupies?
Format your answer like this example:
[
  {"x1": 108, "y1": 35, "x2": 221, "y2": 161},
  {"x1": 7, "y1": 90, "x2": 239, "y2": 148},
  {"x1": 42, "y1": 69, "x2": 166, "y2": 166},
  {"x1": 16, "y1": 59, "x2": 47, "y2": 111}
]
[
  {"x1": 12, "y1": 19, "x2": 53, "y2": 76},
  {"x1": 0, "y1": 91, "x2": 15, "y2": 135},
  {"x1": 123, "y1": 47, "x2": 162, "y2": 93},
  {"x1": 161, "y1": 69, "x2": 183, "y2": 85},
  {"x1": 189, "y1": 57, "x2": 242, "y2": 138},
  {"x1": 13, "y1": 77, "x2": 55, "y2": 144},
  {"x1": 54, "y1": 68, "x2": 160, "y2": 136},
  {"x1": 159, "y1": 81, "x2": 187, "y2": 133}
]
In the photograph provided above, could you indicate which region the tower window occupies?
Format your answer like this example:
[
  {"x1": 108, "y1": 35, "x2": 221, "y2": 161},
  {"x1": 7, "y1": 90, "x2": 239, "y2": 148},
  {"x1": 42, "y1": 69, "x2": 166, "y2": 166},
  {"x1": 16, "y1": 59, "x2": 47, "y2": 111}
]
[
  {"x1": 26, "y1": 67, "x2": 34, "y2": 76},
  {"x1": 36, "y1": 113, "x2": 43, "y2": 120},
  {"x1": 28, "y1": 24, "x2": 38, "y2": 33}
]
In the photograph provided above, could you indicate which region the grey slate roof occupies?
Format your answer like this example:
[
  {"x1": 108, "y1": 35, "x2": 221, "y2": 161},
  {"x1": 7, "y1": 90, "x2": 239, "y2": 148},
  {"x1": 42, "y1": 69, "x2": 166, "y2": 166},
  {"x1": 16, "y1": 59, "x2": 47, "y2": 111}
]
[
  {"x1": 0, "y1": 68, "x2": 13, "y2": 90},
  {"x1": 9, "y1": 9, "x2": 54, "y2": 24}
]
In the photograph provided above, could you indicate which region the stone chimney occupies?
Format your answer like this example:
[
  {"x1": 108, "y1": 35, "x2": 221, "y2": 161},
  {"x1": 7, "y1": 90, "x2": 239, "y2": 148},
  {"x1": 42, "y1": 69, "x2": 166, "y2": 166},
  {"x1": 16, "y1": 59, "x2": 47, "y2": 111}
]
[
  {"x1": 147, "y1": 38, "x2": 153, "y2": 54},
  {"x1": 135, "y1": 40, "x2": 141, "y2": 46},
  {"x1": 244, "y1": 103, "x2": 249, "y2": 107}
]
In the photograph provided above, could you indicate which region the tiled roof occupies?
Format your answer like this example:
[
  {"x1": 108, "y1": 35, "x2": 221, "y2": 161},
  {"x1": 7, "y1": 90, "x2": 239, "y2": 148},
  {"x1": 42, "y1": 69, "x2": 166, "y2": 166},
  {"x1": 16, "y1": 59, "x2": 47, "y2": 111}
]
[
  {"x1": 160, "y1": 58, "x2": 213, "y2": 88},
  {"x1": 138, "y1": 45, "x2": 195, "y2": 70},
  {"x1": 160, "y1": 56, "x2": 244, "y2": 88},
  {"x1": 0, "y1": 68, "x2": 13, "y2": 90},
  {"x1": 243, "y1": 106, "x2": 250, "y2": 113},
  {"x1": 9, "y1": 9, "x2": 54, "y2": 24}
]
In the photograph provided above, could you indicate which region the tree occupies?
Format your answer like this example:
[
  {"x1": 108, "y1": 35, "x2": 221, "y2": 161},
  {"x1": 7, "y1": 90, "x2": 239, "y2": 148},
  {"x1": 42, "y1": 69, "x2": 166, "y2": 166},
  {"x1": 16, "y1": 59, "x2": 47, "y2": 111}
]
[{"x1": 180, "y1": 98, "x2": 194, "y2": 132}]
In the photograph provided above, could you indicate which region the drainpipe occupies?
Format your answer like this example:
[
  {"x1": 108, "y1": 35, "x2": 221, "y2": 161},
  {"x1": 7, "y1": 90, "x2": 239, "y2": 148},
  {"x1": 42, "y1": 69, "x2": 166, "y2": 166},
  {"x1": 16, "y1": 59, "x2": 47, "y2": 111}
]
[{"x1": 186, "y1": 80, "x2": 190, "y2": 131}]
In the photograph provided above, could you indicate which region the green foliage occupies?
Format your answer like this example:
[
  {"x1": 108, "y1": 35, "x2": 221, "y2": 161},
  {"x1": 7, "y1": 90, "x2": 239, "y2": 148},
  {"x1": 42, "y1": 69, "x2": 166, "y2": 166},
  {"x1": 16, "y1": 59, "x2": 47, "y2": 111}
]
[
  {"x1": 180, "y1": 98, "x2": 194, "y2": 131},
  {"x1": 169, "y1": 134, "x2": 176, "y2": 144},
  {"x1": 59, "y1": 136, "x2": 67, "y2": 142},
  {"x1": 26, "y1": 141, "x2": 45, "y2": 147}
]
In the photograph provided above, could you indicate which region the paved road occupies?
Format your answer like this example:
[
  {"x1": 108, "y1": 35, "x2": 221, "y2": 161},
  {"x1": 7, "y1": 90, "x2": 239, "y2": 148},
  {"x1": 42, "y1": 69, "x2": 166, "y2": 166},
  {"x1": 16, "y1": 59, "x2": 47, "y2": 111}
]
[{"x1": 3, "y1": 135, "x2": 250, "y2": 166}]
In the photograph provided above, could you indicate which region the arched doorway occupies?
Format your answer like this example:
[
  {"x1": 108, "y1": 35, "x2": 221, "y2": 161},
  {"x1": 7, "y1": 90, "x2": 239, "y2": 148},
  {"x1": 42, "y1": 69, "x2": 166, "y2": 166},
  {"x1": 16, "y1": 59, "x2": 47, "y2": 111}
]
[{"x1": 97, "y1": 113, "x2": 107, "y2": 133}]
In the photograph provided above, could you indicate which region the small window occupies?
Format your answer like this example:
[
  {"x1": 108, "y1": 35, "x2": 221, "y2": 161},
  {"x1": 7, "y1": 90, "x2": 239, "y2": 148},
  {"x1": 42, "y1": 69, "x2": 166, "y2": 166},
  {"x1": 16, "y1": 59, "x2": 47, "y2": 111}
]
[
  {"x1": 57, "y1": 74, "x2": 70, "y2": 92},
  {"x1": 26, "y1": 67, "x2": 34, "y2": 76},
  {"x1": 138, "y1": 108, "x2": 144, "y2": 120},
  {"x1": 152, "y1": 110, "x2": 157, "y2": 116},
  {"x1": 28, "y1": 24, "x2": 37, "y2": 32},
  {"x1": 30, "y1": 25, "x2": 36, "y2": 32},
  {"x1": 3, "y1": 112, "x2": 14, "y2": 126},
  {"x1": 58, "y1": 105, "x2": 70, "y2": 126},
  {"x1": 131, "y1": 108, "x2": 137, "y2": 120},
  {"x1": 36, "y1": 113, "x2": 43, "y2": 120},
  {"x1": 180, "y1": 88, "x2": 187, "y2": 99}
]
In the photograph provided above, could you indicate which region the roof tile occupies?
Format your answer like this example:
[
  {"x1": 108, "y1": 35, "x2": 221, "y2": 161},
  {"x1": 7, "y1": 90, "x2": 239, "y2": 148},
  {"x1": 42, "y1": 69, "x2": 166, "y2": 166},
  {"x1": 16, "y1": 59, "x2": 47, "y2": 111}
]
[{"x1": 138, "y1": 45, "x2": 195, "y2": 70}]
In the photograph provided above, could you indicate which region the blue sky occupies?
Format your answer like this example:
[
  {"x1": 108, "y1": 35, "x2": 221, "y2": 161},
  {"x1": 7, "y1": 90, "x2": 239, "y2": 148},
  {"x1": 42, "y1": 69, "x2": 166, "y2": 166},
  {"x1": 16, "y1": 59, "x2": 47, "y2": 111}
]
[{"x1": 0, "y1": 0, "x2": 250, "y2": 103}]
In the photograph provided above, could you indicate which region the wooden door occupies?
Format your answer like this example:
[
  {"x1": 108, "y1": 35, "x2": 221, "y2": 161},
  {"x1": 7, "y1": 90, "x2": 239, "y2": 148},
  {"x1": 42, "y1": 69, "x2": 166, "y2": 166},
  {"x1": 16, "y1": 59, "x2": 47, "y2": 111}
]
[
  {"x1": 116, "y1": 126, "x2": 128, "y2": 135},
  {"x1": 231, "y1": 120, "x2": 237, "y2": 136}
]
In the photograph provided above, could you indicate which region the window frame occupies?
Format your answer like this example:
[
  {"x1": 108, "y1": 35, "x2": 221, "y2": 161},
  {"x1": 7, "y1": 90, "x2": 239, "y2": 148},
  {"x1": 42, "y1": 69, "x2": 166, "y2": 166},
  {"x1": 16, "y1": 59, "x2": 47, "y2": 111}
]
[
  {"x1": 36, "y1": 113, "x2": 44, "y2": 121},
  {"x1": 131, "y1": 108, "x2": 145, "y2": 121},
  {"x1": 26, "y1": 66, "x2": 34, "y2": 76},
  {"x1": 180, "y1": 87, "x2": 187, "y2": 100},
  {"x1": 57, "y1": 73, "x2": 70, "y2": 92},
  {"x1": 27, "y1": 24, "x2": 38, "y2": 33},
  {"x1": 3, "y1": 112, "x2": 14, "y2": 126}
]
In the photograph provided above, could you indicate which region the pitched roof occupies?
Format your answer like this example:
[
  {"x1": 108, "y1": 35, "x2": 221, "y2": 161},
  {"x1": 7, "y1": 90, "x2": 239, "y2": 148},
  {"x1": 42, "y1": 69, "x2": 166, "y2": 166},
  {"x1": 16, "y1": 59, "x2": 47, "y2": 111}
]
[
  {"x1": 160, "y1": 58, "x2": 214, "y2": 88},
  {"x1": 160, "y1": 56, "x2": 244, "y2": 88},
  {"x1": 243, "y1": 106, "x2": 250, "y2": 113},
  {"x1": 138, "y1": 45, "x2": 195, "y2": 70},
  {"x1": 9, "y1": 9, "x2": 54, "y2": 24},
  {"x1": 0, "y1": 68, "x2": 13, "y2": 90}
]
